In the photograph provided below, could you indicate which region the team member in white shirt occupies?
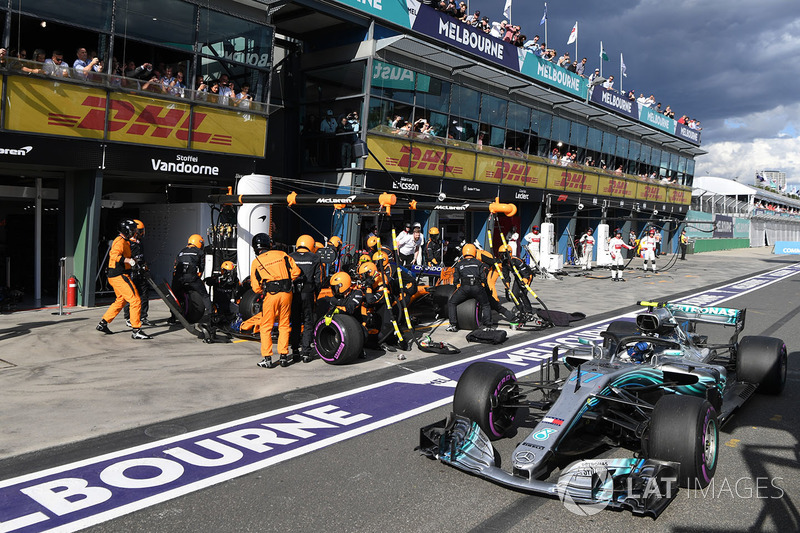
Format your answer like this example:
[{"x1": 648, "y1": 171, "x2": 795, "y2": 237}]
[
  {"x1": 608, "y1": 229, "x2": 634, "y2": 282},
  {"x1": 523, "y1": 225, "x2": 541, "y2": 268},
  {"x1": 640, "y1": 228, "x2": 658, "y2": 272},
  {"x1": 579, "y1": 228, "x2": 595, "y2": 270}
]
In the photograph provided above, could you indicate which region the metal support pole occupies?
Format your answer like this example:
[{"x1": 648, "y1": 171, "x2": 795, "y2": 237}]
[
  {"x1": 57, "y1": 257, "x2": 66, "y2": 316},
  {"x1": 35, "y1": 177, "x2": 42, "y2": 306}
]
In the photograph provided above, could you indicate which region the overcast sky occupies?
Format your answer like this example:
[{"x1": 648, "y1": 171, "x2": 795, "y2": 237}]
[{"x1": 466, "y1": 0, "x2": 800, "y2": 186}]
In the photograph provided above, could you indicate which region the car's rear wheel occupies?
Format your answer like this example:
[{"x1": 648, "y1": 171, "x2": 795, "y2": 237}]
[
  {"x1": 649, "y1": 394, "x2": 718, "y2": 489},
  {"x1": 453, "y1": 362, "x2": 518, "y2": 441},
  {"x1": 737, "y1": 336, "x2": 787, "y2": 395},
  {"x1": 456, "y1": 299, "x2": 481, "y2": 330}
]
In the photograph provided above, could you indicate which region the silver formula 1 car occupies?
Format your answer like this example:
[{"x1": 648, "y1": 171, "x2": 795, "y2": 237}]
[{"x1": 419, "y1": 301, "x2": 787, "y2": 517}]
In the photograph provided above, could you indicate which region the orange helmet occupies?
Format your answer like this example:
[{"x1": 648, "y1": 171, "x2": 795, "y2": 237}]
[
  {"x1": 315, "y1": 242, "x2": 324, "y2": 253},
  {"x1": 462, "y1": 243, "x2": 477, "y2": 258},
  {"x1": 367, "y1": 235, "x2": 379, "y2": 249},
  {"x1": 428, "y1": 227, "x2": 440, "y2": 235},
  {"x1": 330, "y1": 272, "x2": 352, "y2": 295},
  {"x1": 372, "y1": 251, "x2": 388, "y2": 263},
  {"x1": 358, "y1": 254, "x2": 372, "y2": 264},
  {"x1": 133, "y1": 219, "x2": 145, "y2": 237},
  {"x1": 358, "y1": 262, "x2": 378, "y2": 278},
  {"x1": 328, "y1": 236, "x2": 342, "y2": 248},
  {"x1": 221, "y1": 261, "x2": 235, "y2": 271},
  {"x1": 188, "y1": 234, "x2": 204, "y2": 249},
  {"x1": 498, "y1": 244, "x2": 510, "y2": 253},
  {"x1": 295, "y1": 234, "x2": 315, "y2": 252}
]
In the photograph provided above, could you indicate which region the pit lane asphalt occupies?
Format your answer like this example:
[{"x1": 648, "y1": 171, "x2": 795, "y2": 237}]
[{"x1": 78, "y1": 255, "x2": 800, "y2": 533}]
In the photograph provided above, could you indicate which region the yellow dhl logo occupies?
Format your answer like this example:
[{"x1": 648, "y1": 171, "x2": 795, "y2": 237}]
[
  {"x1": 668, "y1": 190, "x2": 687, "y2": 203},
  {"x1": 555, "y1": 171, "x2": 591, "y2": 191},
  {"x1": 602, "y1": 179, "x2": 631, "y2": 195},
  {"x1": 490, "y1": 162, "x2": 541, "y2": 184},
  {"x1": 47, "y1": 96, "x2": 232, "y2": 146},
  {"x1": 395, "y1": 146, "x2": 461, "y2": 174},
  {"x1": 642, "y1": 185, "x2": 663, "y2": 200}
]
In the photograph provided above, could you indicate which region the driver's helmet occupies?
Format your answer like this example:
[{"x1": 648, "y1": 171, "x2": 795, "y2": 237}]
[{"x1": 627, "y1": 341, "x2": 651, "y2": 362}]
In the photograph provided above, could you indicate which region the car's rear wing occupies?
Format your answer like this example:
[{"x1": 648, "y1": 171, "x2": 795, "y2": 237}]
[{"x1": 639, "y1": 301, "x2": 745, "y2": 330}]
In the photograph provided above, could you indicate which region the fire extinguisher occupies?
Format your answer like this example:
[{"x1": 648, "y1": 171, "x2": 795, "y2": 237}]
[{"x1": 67, "y1": 276, "x2": 78, "y2": 307}]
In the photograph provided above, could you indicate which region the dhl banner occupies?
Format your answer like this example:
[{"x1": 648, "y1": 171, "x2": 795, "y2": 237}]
[
  {"x1": 667, "y1": 187, "x2": 691, "y2": 205},
  {"x1": 5, "y1": 77, "x2": 265, "y2": 157},
  {"x1": 366, "y1": 135, "x2": 411, "y2": 173},
  {"x1": 475, "y1": 153, "x2": 501, "y2": 183},
  {"x1": 477, "y1": 156, "x2": 547, "y2": 188},
  {"x1": 443, "y1": 147, "x2": 475, "y2": 180},
  {"x1": 598, "y1": 174, "x2": 636, "y2": 199},
  {"x1": 547, "y1": 167, "x2": 597, "y2": 194},
  {"x1": 524, "y1": 160, "x2": 548, "y2": 188},
  {"x1": 367, "y1": 135, "x2": 474, "y2": 179},
  {"x1": 636, "y1": 181, "x2": 666, "y2": 203}
]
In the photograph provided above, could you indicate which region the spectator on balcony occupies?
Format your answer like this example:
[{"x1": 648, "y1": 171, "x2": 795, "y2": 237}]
[
  {"x1": 503, "y1": 24, "x2": 520, "y2": 43},
  {"x1": 588, "y1": 68, "x2": 600, "y2": 86},
  {"x1": 603, "y1": 75, "x2": 615, "y2": 90},
  {"x1": 455, "y1": 2, "x2": 468, "y2": 21},
  {"x1": 627, "y1": 89, "x2": 636, "y2": 101},
  {"x1": 169, "y1": 70, "x2": 187, "y2": 97},
  {"x1": 567, "y1": 61, "x2": 578, "y2": 73},
  {"x1": 43, "y1": 50, "x2": 70, "y2": 77},
  {"x1": 576, "y1": 57, "x2": 587, "y2": 77},
  {"x1": 464, "y1": 10, "x2": 481, "y2": 26},
  {"x1": 218, "y1": 73, "x2": 235, "y2": 105},
  {"x1": 435, "y1": 0, "x2": 447, "y2": 11},
  {"x1": 445, "y1": 0, "x2": 458, "y2": 17},
  {"x1": 72, "y1": 48, "x2": 100, "y2": 80},
  {"x1": 637, "y1": 93, "x2": 649, "y2": 107},
  {"x1": 479, "y1": 17, "x2": 491, "y2": 33},
  {"x1": 320, "y1": 109, "x2": 338, "y2": 133},
  {"x1": 523, "y1": 35, "x2": 540, "y2": 50},
  {"x1": 337, "y1": 115, "x2": 355, "y2": 167},
  {"x1": 207, "y1": 79, "x2": 220, "y2": 103},
  {"x1": 236, "y1": 82, "x2": 253, "y2": 108},
  {"x1": 193, "y1": 75, "x2": 208, "y2": 100},
  {"x1": 125, "y1": 60, "x2": 153, "y2": 83},
  {"x1": 557, "y1": 52, "x2": 570, "y2": 68},
  {"x1": 159, "y1": 65, "x2": 175, "y2": 92},
  {"x1": 655, "y1": 102, "x2": 662, "y2": 113},
  {"x1": 543, "y1": 48, "x2": 557, "y2": 62}
]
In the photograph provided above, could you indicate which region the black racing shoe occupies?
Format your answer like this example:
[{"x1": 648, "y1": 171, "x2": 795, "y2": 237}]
[
  {"x1": 379, "y1": 343, "x2": 397, "y2": 353},
  {"x1": 279, "y1": 354, "x2": 291, "y2": 367},
  {"x1": 302, "y1": 353, "x2": 315, "y2": 363},
  {"x1": 445, "y1": 324, "x2": 458, "y2": 333},
  {"x1": 167, "y1": 316, "x2": 179, "y2": 325},
  {"x1": 96, "y1": 320, "x2": 112, "y2": 334},
  {"x1": 131, "y1": 328, "x2": 153, "y2": 340},
  {"x1": 140, "y1": 318, "x2": 155, "y2": 327},
  {"x1": 257, "y1": 356, "x2": 276, "y2": 369}
]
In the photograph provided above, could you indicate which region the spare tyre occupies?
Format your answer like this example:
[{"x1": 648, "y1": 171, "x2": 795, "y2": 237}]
[{"x1": 313, "y1": 314, "x2": 365, "y2": 365}]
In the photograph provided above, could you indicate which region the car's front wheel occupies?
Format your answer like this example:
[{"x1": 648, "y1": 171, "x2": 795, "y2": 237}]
[
  {"x1": 453, "y1": 362, "x2": 519, "y2": 441},
  {"x1": 649, "y1": 394, "x2": 718, "y2": 489}
]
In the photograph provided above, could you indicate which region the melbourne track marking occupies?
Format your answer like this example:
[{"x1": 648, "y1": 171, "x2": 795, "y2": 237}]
[{"x1": 1, "y1": 263, "x2": 799, "y2": 533}]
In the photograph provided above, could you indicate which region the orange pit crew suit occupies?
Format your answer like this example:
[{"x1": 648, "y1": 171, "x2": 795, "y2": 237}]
[{"x1": 250, "y1": 248, "x2": 301, "y2": 362}]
